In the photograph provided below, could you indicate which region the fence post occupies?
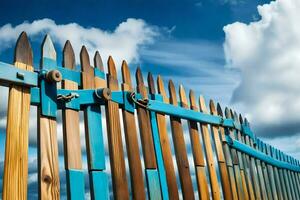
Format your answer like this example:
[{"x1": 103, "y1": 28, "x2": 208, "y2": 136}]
[{"x1": 3, "y1": 32, "x2": 33, "y2": 200}]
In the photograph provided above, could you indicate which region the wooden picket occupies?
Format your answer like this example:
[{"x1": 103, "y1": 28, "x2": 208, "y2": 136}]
[{"x1": 1, "y1": 32, "x2": 300, "y2": 200}]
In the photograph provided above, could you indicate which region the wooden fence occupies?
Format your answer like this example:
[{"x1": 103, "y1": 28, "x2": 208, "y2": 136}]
[{"x1": 0, "y1": 32, "x2": 300, "y2": 200}]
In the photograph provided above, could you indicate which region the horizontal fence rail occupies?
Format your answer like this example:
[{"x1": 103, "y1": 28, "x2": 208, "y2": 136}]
[{"x1": 0, "y1": 32, "x2": 300, "y2": 200}]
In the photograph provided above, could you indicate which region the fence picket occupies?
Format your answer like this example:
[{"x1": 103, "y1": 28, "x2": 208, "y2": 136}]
[
  {"x1": 209, "y1": 100, "x2": 234, "y2": 200},
  {"x1": 38, "y1": 35, "x2": 60, "y2": 200},
  {"x1": 3, "y1": 32, "x2": 33, "y2": 200},
  {"x1": 216, "y1": 104, "x2": 239, "y2": 200},
  {"x1": 156, "y1": 76, "x2": 180, "y2": 200},
  {"x1": 199, "y1": 95, "x2": 221, "y2": 200},
  {"x1": 169, "y1": 83, "x2": 194, "y2": 200},
  {"x1": 120, "y1": 61, "x2": 146, "y2": 200},
  {"x1": 232, "y1": 113, "x2": 255, "y2": 200},
  {"x1": 62, "y1": 41, "x2": 85, "y2": 199},
  {"x1": 187, "y1": 90, "x2": 210, "y2": 200},
  {"x1": 105, "y1": 56, "x2": 130, "y2": 200},
  {"x1": 81, "y1": 47, "x2": 109, "y2": 200},
  {"x1": 135, "y1": 68, "x2": 162, "y2": 199}
]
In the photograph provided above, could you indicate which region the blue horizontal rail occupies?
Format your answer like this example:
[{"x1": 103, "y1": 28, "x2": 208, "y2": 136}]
[{"x1": 226, "y1": 135, "x2": 300, "y2": 172}]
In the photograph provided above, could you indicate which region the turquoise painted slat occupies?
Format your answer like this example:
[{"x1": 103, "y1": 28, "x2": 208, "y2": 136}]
[
  {"x1": 149, "y1": 110, "x2": 169, "y2": 200},
  {"x1": 90, "y1": 171, "x2": 109, "y2": 200},
  {"x1": 66, "y1": 169, "x2": 85, "y2": 200},
  {"x1": 0, "y1": 61, "x2": 38, "y2": 87},
  {"x1": 94, "y1": 68, "x2": 106, "y2": 80},
  {"x1": 146, "y1": 169, "x2": 162, "y2": 200},
  {"x1": 85, "y1": 105, "x2": 106, "y2": 170}
]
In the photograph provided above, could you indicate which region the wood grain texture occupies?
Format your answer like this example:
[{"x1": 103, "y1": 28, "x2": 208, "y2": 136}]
[
  {"x1": 62, "y1": 41, "x2": 82, "y2": 170},
  {"x1": 224, "y1": 108, "x2": 246, "y2": 200},
  {"x1": 199, "y1": 95, "x2": 221, "y2": 200},
  {"x1": 155, "y1": 75, "x2": 179, "y2": 200},
  {"x1": 121, "y1": 61, "x2": 146, "y2": 200},
  {"x1": 168, "y1": 82, "x2": 194, "y2": 200},
  {"x1": 106, "y1": 56, "x2": 129, "y2": 200},
  {"x1": 216, "y1": 104, "x2": 239, "y2": 200},
  {"x1": 94, "y1": 51, "x2": 106, "y2": 88},
  {"x1": 135, "y1": 67, "x2": 157, "y2": 169},
  {"x1": 233, "y1": 113, "x2": 255, "y2": 200},
  {"x1": 3, "y1": 32, "x2": 33, "y2": 199},
  {"x1": 187, "y1": 90, "x2": 209, "y2": 200},
  {"x1": 209, "y1": 100, "x2": 233, "y2": 200},
  {"x1": 38, "y1": 34, "x2": 60, "y2": 200}
]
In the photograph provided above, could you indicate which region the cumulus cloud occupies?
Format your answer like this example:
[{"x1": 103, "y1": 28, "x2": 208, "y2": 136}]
[
  {"x1": 0, "y1": 18, "x2": 159, "y2": 67},
  {"x1": 224, "y1": 0, "x2": 300, "y2": 137}
]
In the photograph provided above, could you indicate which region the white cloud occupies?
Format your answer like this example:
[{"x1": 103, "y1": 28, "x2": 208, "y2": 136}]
[
  {"x1": 0, "y1": 18, "x2": 159, "y2": 67},
  {"x1": 223, "y1": 0, "x2": 300, "y2": 137}
]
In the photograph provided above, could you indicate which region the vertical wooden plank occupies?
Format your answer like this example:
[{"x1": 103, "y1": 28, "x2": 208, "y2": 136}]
[
  {"x1": 262, "y1": 143, "x2": 279, "y2": 200},
  {"x1": 278, "y1": 150, "x2": 293, "y2": 200},
  {"x1": 208, "y1": 100, "x2": 233, "y2": 200},
  {"x1": 256, "y1": 139, "x2": 273, "y2": 200},
  {"x1": 273, "y1": 147, "x2": 288, "y2": 200},
  {"x1": 147, "y1": 72, "x2": 169, "y2": 200},
  {"x1": 168, "y1": 82, "x2": 194, "y2": 200},
  {"x1": 216, "y1": 104, "x2": 239, "y2": 200},
  {"x1": 232, "y1": 112, "x2": 255, "y2": 200},
  {"x1": 81, "y1": 47, "x2": 108, "y2": 200},
  {"x1": 135, "y1": 68, "x2": 157, "y2": 169},
  {"x1": 3, "y1": 32, "x2": 33, "y2": 200},
  {"x1": 267, "y1": 145, "x2": 283, "y2": 200},
  {"x1": 285, "y1": 155, "x2": 298, "y2": 199},
  {"x1": 38, "y1": 35, "x2": 60, "y2": 200},
  {"x1": 105, "y1": 56, "x2": 130, "y2": 200},
  {"x1": 198, "y1": 96, "x2": 221, "y2": 200},
  {"x1": 156, "y1": 76, "x2": 179, "y2": 200},
  {"x1": 224, "y1": 108, "x2": 246, "y2": 199},
  {"x1": 62, "y1": 41, "x2": 85, "y2": 199},
  {"x1": 187, "y1": 90, "x2": 210, "y2": 200},
  {"x1": 120, "y1": 61, "x2": 146, "y2": 200},
  {"x1": 135, "y1": 68, "x2": 162, "y2": 199}
]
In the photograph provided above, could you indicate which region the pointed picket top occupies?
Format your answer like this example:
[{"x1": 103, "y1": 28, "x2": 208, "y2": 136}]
[
  {"x1": 121, "y1": 60, "x2": 132, "y2": 86},
  {"x1": 107, "y1": 56, "x2": 117, "y2": 78},
  {"x1": 239, "y1": 114, "x2": 244, "y2": 125},
  {"x1": 179, "y1": 84, "x2": 188, "y2": 108},
  {"x1": 189, "y1": 90, "x2": 198, "y2": 111},
  {"x1": 14, "y1": 32, "x2": 33, "y2": 65},
  {"x1": 233, "y1": 111, "x2": 240, "y2": 124},
  {"x1": 209, "y1": 99, "x2": 217, "y2": 115},
  {"x1": 63, "y1": 40, "x2": 75, "y2": 69},
  {"x1": 42, "y1": 34, "x2": 56, "y2": 60},
  {"x1": 224, "y1": 107, "x2": 232, "y2": 119},
  {"x1": 80, "y1": 46, "x2": 93, "y2": 73},
  {"x1": 135, "y1": 67, "x2": 144, "y2": 85},
  {"x1": 216, "y1": 103, "x2": 224, "y2": 117},
  {"x1": 199, "y1": 95, "x2": 208, "y2": 114},
  {"x1": 94, "y1": 51, "x2": 104, "y2": 71},
  {"x1": 147, "y1": 72, "x2": 156, "y2": 94},
  {"x1": 157, "y1": 75, "x2": 167, "y2": 96},
  {"x1": 244, "y1": 118, "x2": 250, "y2": 127},
  {"x1": 168, "y1": 80, "x2": 178, "y2": 106}
]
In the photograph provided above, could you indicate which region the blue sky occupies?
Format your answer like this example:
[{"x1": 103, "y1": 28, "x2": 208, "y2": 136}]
[{"x1": 2, "y1": 0, "x2": 300, "y2": 199}]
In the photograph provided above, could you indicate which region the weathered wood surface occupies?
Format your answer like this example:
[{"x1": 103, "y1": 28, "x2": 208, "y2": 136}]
[
  {"x1": 156, "y1": 76, "x2": 179, "y2": 200},
  {"x1": 3, "y1": 32, "x2": 33, "y2": 200},
  {"x1": 216, "y1": 105, "x2": 239, "y2": 200},
  {"x1": 187, "y1": 90, "x2": 210, "y2": 200},
  {"x1": 224, "y1": 108, "x2": 246, "y2": 199},
  {"x1": 62, "y1": 41, "x2": 82, "y2": 170},
  {"x1": 105, "y1": 56, "x2": 129, "y2": 200},
  {"x1": 232, "y1": 112, "x2": 255, "y2": 200},
  {"x1": 38, "y1": 35, "x2": 60, "y2": 200},
  {"x1": 121, "y1": 61, "x2": 146, "y2": 200},
  {"x1": 209, "y1": 100, "x2": 233, "y2": 200},
  {"x1": 198, "y1": 96, "x2": 221, "y2": 200}
]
